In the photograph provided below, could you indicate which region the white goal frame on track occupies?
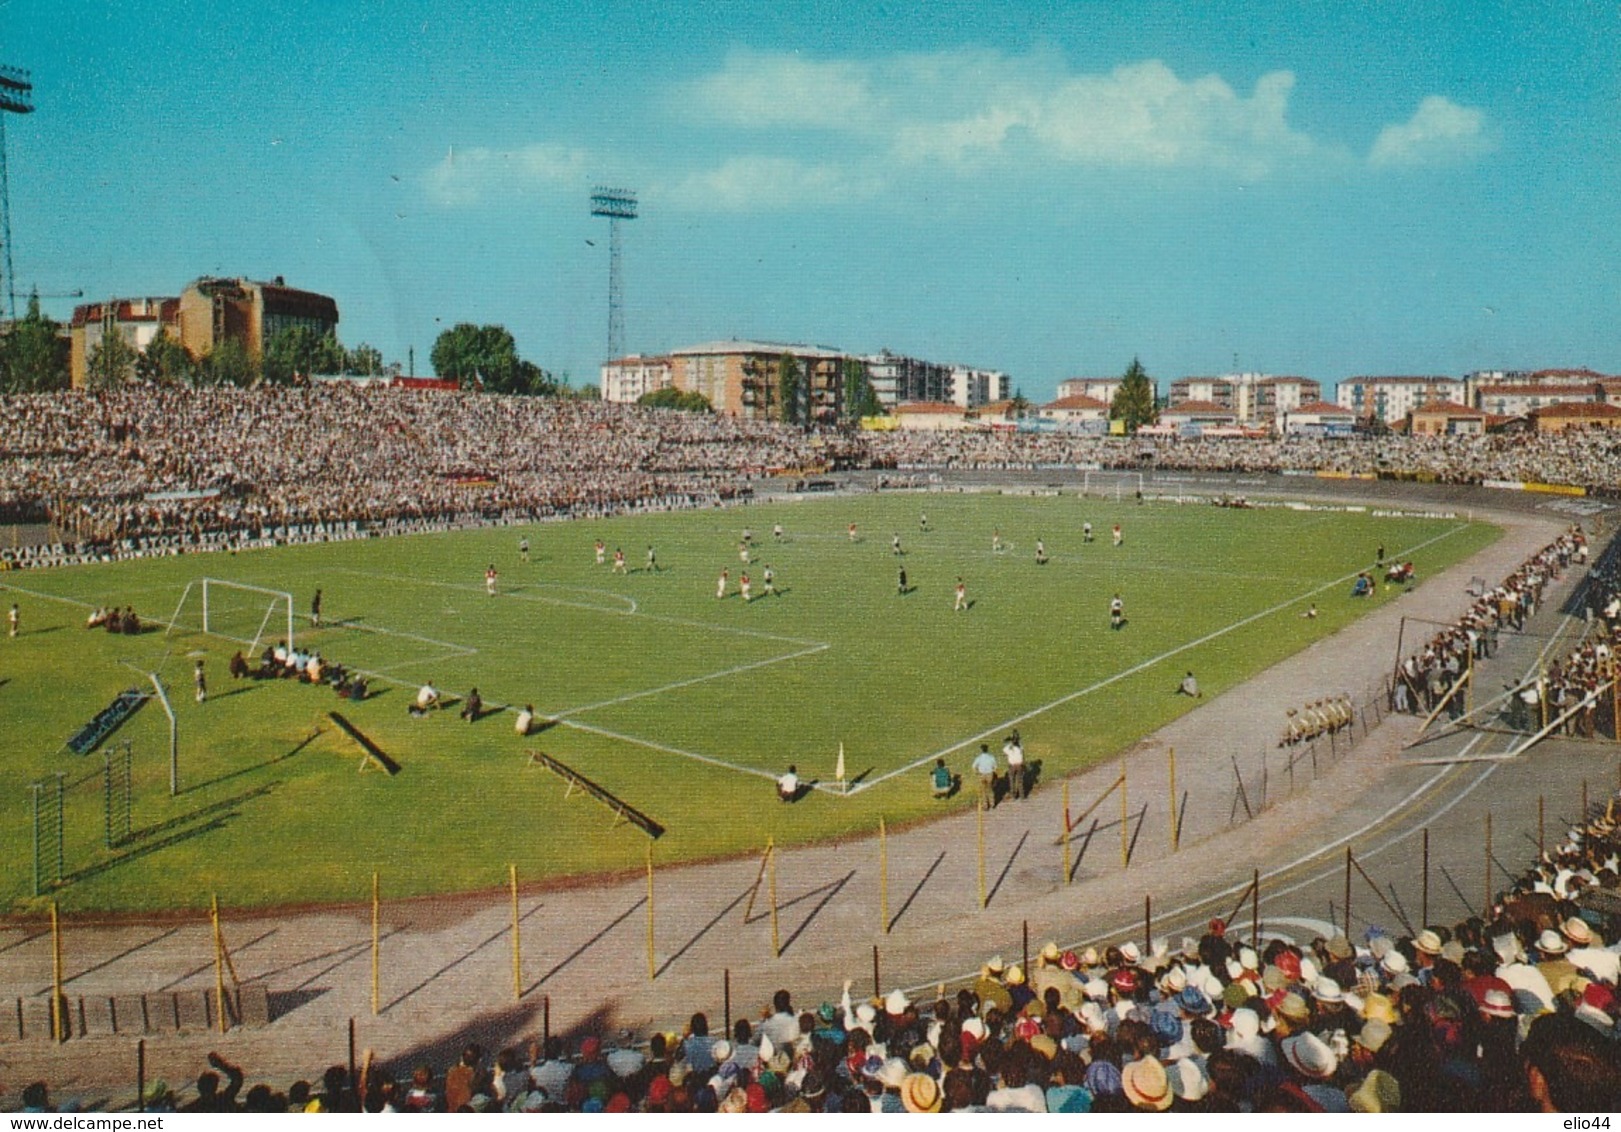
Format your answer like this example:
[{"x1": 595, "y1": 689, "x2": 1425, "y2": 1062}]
[
  {"x1": 167, "y1": 578, "x2": 295, "y2": 655},
  {"x1": 1081, "y1": 470, "x2": 1146, "y2": 501}
]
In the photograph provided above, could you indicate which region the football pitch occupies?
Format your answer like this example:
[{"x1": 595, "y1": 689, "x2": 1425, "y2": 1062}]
[{"x1": 0, "y1": 491, "x2": 1499, "y2": 912}]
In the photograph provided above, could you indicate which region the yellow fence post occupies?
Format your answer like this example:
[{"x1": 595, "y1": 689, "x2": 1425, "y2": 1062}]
[
  {"x1": 977, "y1": 799, "x2": 987, "y2": 909},
  {"x1": 1062, "y1": 781, "x2": 1072, "y2": 885},
  {"x1": 510, "y1": 864, "x2": 522, "y2": 1001},
  {"x1": 50, "y1": 902, "x2": 62, "y2": 1043},
  {"x1": 371, "y1": 872, "x2": 380, "y2": 1017},
  {"x1": 212, "y1": 894, "x2": 227, "y2": 1034},
  {"x1": 768, "y1": 840, "x2": 780, "y2": 958},
  {"x1": 646, "y1": 844, "x2": 656, "y2": 980},
  {"x1": 1120, "y1": 754, "x2": 1129, "y2": 869}
]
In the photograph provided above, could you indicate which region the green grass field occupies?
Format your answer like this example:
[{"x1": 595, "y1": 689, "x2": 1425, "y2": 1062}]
[{"x1": 0, "y1": 492, "x2": 1499, "y2": 913}]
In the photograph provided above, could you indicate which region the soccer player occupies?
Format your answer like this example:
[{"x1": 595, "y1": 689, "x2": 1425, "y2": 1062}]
[
  {"x1": 919, "y1": 512, "x2": 929, "y2": 532},
  {"x1": 954, "y1": 577, "x2": 968, "y2": 612},
  {"x1": 645, "y1": 545, "x2": 658, "y2": 573},
  {"x1": 460, "y1": 687, "x2": 483, "y2": 722},
  {"x1": 992, "y1": 529, "x2": 1003, "y2": 553},
  {"x1": 716, "y1": 568, "x2": 729, "y2": 599},
  {"x1": 310, "y1": 588, "x2": 322, "y2": 628},
  {"x1": 739, "y1": 572, "x2": 752, "y2": 603},
  {"x1": 612, "y1": 547, "x2": 627, "y2": 574},
  {"x1": 7, "y1": 602, "x2": 16, "y2": 637},
  {"x1": 519, "y1": 537, "x2": 530, "y2": 563},
  {"x1": 485, "y1": 564, "x2": 498, "y2": 596},
  {"x1": 1301, "y1": 603, "x2": 1319, "y2": 619},
  {"x1": 773, "y1": 523, "x2": 784, "y2": 542},
  {"x1": 848, "y1": 522, "x2": 858, "y2": 543},
  {"x1": 741, "y1": 527, "x2": 753, "y2": 544},
  {"x1": 1110, "y1": 592, "x2": 1124, "y2": 630},
  {"x1": 897, "y1": 566, "x2": 908, "y2": 596},
  {"x1": 595, "y1": 539, "x2": 606, "y2": 566},
  {"x1": 739, "y1": 541, "x2": 751, "y2": 565},
  {"x1": 194, "y1": 659, "x2": 207, "y2": 704},
  {"x1": 1112, "y1": 524, "x2": 1123, "y2": 548},
  {"x1": 1035, "y1": 539, "x2": 1048, "y2": 565},
  {"x1": 762, "y1": 564, "x2": 775, "y2": 596},
  {"x1": 892, "y1": 533, "x2": 902, "y2": 556},
  {"x1": 1083, "y1": 521, "x2": 1094, "y2": 544}
]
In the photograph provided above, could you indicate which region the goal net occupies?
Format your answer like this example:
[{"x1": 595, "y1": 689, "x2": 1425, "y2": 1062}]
[
  {"x1": 167, "y1": 579, "x2": 295, "y2": 655},
  {"x1": 1081, "y1": 470, "x2": 1145, "y2": 501}
]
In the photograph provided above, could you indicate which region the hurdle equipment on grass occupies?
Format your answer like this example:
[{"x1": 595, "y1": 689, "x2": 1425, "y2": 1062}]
[
  {"x1": 65, "y1": 688, "x2": 150, "y2": 755},
  {"x1": 168, "y1": 578, "x2": 295, "y2": 654},
  {"x1": 526, "y1": 749, "x2": 665, "y2": 838},
  {"x1": 328, "y1": 712, "x2": 400, "y2": 775}
]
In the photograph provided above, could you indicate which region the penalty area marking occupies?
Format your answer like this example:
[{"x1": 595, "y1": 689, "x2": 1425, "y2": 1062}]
[{"x1": 847, "y1": 522, "x2": 1476, "y2": 796}]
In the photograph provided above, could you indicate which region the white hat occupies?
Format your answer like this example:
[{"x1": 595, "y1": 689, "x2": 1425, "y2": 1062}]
[
  {"x1": 1238, "y1": 947, "x2": 1259, "y2": 970},
  {"x1": 1168, "y1": 1057, "x2": 1209, "y2": 1102},
  {"x1": 1282, "y1": 1032, "x2": 1338, "y2": 1080},
  {"x1": 1313, "y1": 976, "x2": 1344, "y2": 1004},
  {"x1": 855, "y1": 1003, "x2": 877, "y2": 1025},
  {"x1": 711, "y1": 1039, "x2": 733, "y2": 1064},
  {"x1": 885, "y1": 989, "x2": 910, "y2": 1014},
  {"x1": 1229, "y1": 1008, "x2": 1260, "y2": 1041},
  {"x1": 1537, "y1": 929, "x2": 1568, "y2": 956},
  {"x1": 877, "y1": 1058, "x2": 909, "y2": 1089},
  {"x1": 1120, "y1": 941, "x2": 1142, "y2": 964},
  {"x1": 1381, "y1": 950, "x2": 1409, "y2": 975}
]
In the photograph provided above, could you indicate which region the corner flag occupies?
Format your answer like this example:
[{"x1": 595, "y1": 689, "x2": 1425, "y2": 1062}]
[{"x1": 835, "y1": 742, "x2": 846, "y2": 793}]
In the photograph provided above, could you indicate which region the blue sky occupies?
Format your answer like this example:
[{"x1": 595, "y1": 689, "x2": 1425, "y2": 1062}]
[{"x1": 5, "y1": 1, "x2": 1617, "y2": 398}]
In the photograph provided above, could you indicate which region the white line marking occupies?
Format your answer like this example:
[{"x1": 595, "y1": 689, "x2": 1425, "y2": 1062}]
[
  {"x1": 553, "y1": 644, "x2": 830, "y2": 717},
  {"x1": 554, "y1": 718, "x2": 783, "y2": 784},
  {"x1": 849, "y1": 523, "x2": 1475, "y2": 794}
]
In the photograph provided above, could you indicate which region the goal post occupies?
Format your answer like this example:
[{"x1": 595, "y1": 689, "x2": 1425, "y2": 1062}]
[
  {"x1": 168, "y1": 578, "x2": 296, "y2": 655},
  {"x1": 1081, "y1": 470, "x2": 1145, "y2": 502}
]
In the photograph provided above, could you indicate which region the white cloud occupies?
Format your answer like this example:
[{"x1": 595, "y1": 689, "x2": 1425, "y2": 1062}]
[
  {"x1": 663, "y1": 156, "x2": 884, "y2": 211},
  {"x1": 680, "y1": 50, "x2": 1334, "y2": 177},
  {"x1": 1370, "y1": 96, "x2": 1493, "y2": 167},
  {"x1": 425, "y1": 143, "x2": 591, "y2": 206},
  {"x1": 680, "y1": 48, "x2": 881, "y2": 131}
]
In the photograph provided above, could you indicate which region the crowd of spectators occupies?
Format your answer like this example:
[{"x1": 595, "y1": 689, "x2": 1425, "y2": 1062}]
[
  {"x1": 11, "y1": 788, "x2": 1616, "y2": 1114},
  {"x1": 1392, "y1": 530, "x2": 1585, "y2": 722},
  {"x1": 7, "y1": 387, "x2": 1621, "y2": 572}
]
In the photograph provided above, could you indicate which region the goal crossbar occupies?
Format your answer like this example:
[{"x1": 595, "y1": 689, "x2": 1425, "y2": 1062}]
[{"x1": 168, "y1": 579, "x2": 296, "y2": 655}]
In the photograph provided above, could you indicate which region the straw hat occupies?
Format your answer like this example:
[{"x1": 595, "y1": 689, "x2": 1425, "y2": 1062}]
[
  {"x1": 1348, "y1": 1069, "x2": 1401, "y2": 1113},
  {"x1": 1282, "y1": 1032, "x2": 1338, "y2": 1080},
  {"x1": 1121, "y1": 1057, "x2": 1173, "y2": 1111},
  {"x1": 901, "y1": 1073, "x2": 941, "y2": 1113},
  {"x1": 1413, "y1": 929, "x2": 1443, "y2": 956}
]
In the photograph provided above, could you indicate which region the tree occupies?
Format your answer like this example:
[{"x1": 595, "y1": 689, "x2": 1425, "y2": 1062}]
[
  {"x1": 1110, "y1": 357, "x2": 1158, "y2": 433},
  {"x1": 842, "y1": 358, "x2": 882, "y2": 422},
  {"x1": 0, "y1": 294, "x2": 68, "y2": 391},
  {"x1": 638, "y1": 387, "x2": 712, "y2": 412},
  {"x1": 777, "y1": 354, "x2": 803, "y2": 425},
  {"x1": 344, "y1": 342, "x2": 384, "y2": 376},
  {"x1": 135, "y1": 329, "x2": 195, "y2": 385},
  {"x1": 263, "y1": 326, "x2": 344, "y2": 385},
  {"x1": 430, "y1": 323, "x2": 519, "y2": 391},
  {"x1": 198, "y1": 339, "x2": 259, "y2": 387},
  {"x1": 84, "y1": 332, "x2": 140, "y2": 389}
]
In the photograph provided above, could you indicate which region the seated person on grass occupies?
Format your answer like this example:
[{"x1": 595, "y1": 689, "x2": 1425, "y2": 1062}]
[
  {"x1": 415, "y1": 682, "x2": 441, "y2": 712},
  {"x1": 931, "y1": 758, "x2": 954, "y2": 799}
]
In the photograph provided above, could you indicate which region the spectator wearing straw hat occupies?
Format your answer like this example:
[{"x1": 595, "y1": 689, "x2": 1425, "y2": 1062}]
[
  {"x1": 1120, "y1": 1056, "x2": 1173, "y2": 1111},
  {"x1": 1563, "y1": 918, "x2": 1619, "y2": 984}
]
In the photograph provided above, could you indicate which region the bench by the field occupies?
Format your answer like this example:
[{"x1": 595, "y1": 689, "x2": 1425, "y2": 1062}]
[
  {"x1": 328, "y1": 711, "x2": 401, "y2": 775},
  {"x1": 527, "y1": 750, "x2": 664, "y2": 839},
  {"x1": 65, "y1": 688, "x2": 150, "y2": 755}
]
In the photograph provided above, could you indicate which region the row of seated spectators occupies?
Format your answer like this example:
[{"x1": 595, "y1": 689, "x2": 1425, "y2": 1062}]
[
  {"x1": 11, "y1": 788, "x2": 1617, "y2": 1114},
  {"x1": 227, "y1": 642, "x2": 368, "y2": 700}
]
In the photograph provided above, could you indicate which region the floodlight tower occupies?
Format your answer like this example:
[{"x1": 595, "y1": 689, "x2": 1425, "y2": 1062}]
[
  {"x1": 0, "y1": 65, "x2": 34, "y2": 320},
  {"x1": 589, "y1": 187, "x2": 637, "y2": 361}
]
